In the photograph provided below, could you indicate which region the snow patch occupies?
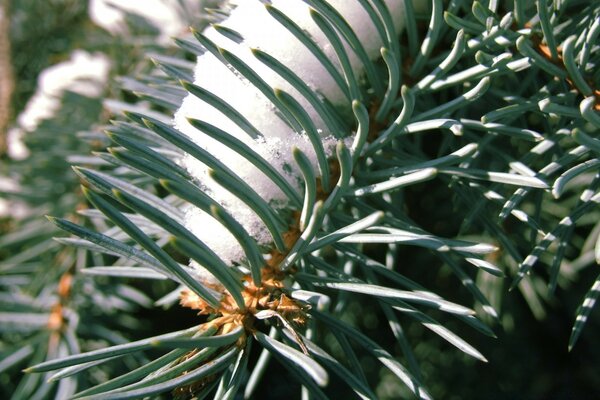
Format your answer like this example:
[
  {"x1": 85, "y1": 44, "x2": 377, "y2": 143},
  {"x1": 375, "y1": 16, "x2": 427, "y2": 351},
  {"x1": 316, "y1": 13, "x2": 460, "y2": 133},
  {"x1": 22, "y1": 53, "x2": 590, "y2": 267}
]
[
  {"x1": 8, "y1": 50, "x2": 110, "y2": 160},
  {"x1": 174, "y1": 0, "x2": 408, "y2": 277},
  {"x1": 89, "y1": 0, "x2": 202, "y2": 43}
]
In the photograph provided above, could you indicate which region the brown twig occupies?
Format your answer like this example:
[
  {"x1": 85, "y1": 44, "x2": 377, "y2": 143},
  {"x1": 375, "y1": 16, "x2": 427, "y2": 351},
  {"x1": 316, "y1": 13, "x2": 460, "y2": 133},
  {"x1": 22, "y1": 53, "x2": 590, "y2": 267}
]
[
  {"x1": 530, "y1": 31, "x2": 600, "y2": 111},
  {"x1": 0, "y1": 0, "x2": 14, "y2": 156}
]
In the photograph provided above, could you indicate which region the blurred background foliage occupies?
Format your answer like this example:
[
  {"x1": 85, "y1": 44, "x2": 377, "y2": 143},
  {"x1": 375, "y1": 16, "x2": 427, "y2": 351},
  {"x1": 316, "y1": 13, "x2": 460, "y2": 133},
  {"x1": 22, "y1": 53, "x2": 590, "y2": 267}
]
[
  {"x1": 7, "y1": 0, "x2": 93, "y2": 117},
  {"x1": 0, "y1": 1, "x2": 210, "y2": 398},
  {"x1": 0, "y1": 1, "x2": 599, "y2": 399}
]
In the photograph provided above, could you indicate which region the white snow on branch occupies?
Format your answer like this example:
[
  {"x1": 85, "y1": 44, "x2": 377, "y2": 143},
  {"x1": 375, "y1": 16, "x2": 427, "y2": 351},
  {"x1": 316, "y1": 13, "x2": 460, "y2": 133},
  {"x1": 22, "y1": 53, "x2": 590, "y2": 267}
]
[
  {"x1": 89, "y1": 0, "x2": 203, "y2": 43},
  {"x1": 7, "y1": 50, "x2": 110, "y2": 160},
  {"x1": 174, "y1": 0, "x2": 410, "y2": 275}
]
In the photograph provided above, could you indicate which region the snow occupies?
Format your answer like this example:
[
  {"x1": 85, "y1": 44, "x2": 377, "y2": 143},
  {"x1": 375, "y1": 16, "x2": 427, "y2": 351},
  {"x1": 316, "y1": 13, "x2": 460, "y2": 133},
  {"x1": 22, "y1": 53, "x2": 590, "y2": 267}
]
[
  {"x1": 7, "y1": 50, "x2": 110, "y2": 160},
  {"x1": 174, "y1": 0, "x2": 409, "y2": 276},
  {"x1": 88, "y1": 0, "x2": 203, "y2": 44}
]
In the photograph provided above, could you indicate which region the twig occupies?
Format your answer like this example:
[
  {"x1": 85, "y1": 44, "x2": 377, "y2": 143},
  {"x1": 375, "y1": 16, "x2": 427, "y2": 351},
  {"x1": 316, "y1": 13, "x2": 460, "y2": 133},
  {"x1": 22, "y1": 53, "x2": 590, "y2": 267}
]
[{"x1": 0, "y1": 0, "x2": 14, "y2": 156}]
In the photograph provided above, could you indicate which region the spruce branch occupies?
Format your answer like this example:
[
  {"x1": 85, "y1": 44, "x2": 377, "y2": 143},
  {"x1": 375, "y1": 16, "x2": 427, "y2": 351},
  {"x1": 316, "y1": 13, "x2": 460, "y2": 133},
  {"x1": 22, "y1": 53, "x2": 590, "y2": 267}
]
[{"x1": 3, "y1": 0, "x2": 599, "y2": 398}]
